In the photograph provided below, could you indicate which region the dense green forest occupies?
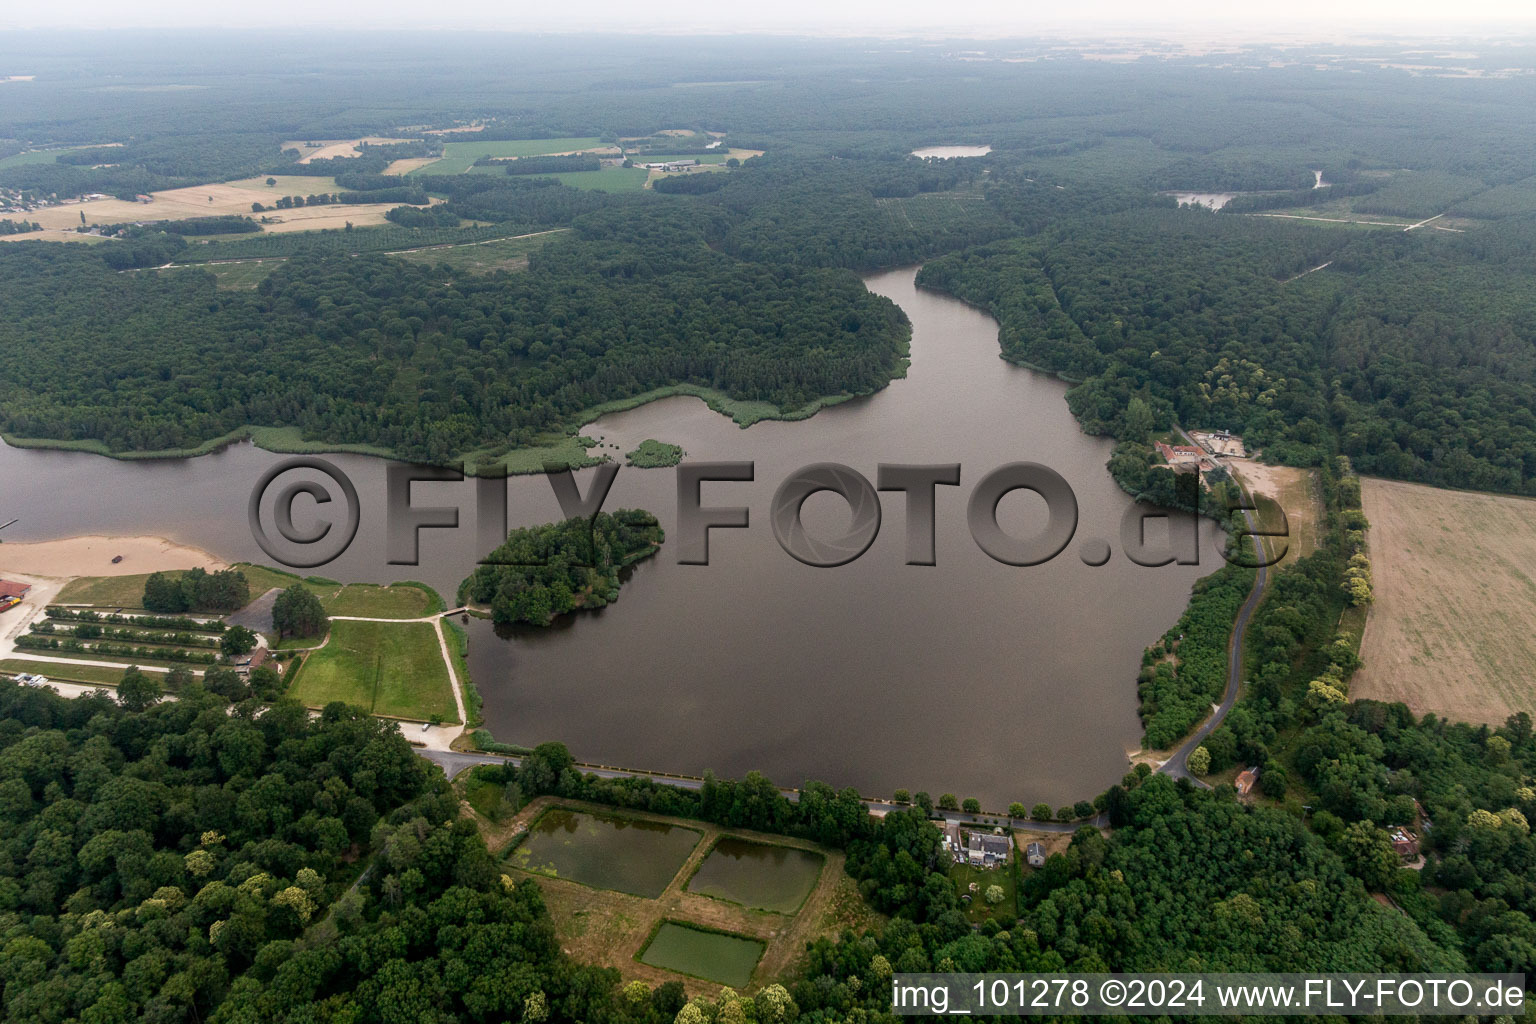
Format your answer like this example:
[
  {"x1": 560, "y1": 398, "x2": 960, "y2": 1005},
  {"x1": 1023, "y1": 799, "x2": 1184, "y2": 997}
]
[
  {"x1": 0, "y1": 206, "x2": 909, "y2": 463},
  {"x1": 462, "y1": 509, "x2": 664, "y2": 625},
  {"x1": 920, "y1": 211, "x2": 1536, "y2": 495}
]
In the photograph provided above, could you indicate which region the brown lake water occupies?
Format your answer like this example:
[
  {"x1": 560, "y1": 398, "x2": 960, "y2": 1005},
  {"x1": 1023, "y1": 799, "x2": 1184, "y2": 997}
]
[{"x1": 0, "y1": 266, "x2": 1218, "y2": 807}]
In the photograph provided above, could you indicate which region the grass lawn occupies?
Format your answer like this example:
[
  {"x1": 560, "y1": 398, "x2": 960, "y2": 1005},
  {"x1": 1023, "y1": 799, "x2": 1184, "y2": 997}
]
[
  {"x1": 288, "y1": 619, "x2": 457, "y2": 722},
  {"x1": 55, "y1": 572, "x2": 168, "y2": 609},
  {"x1": 464, "y1": 770, "x2": 514, "y2": 820},
  {"x1": 0, "y1": 658, "x2": 143, "y2": 686},
  {"x1": 949, "y1": 862, "x2": 1017, "y2": 924},
  {"x1": 232, "y1": 564, "x2": 442, "y2": 618}
]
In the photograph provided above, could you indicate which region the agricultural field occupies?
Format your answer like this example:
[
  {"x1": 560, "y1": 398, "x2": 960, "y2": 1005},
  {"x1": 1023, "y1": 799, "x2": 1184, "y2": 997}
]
[
  {"x1": 411, "y1": 137, "x2": 609, "y2": 175},
  {"x1": 26, "y1": 175, "x2": 412, "y2": 233},
  {"x1": 280, "y1": 136, "x2": 420, "y2": 162},
  {"x1": 1354, "y1": 477, "x2": 1536, "y2": 724},
  {"x1": 287, "y1": 619, "x2": 457, "y2": 721},
  {"x1": 486, "y1": 796, "x2": 858, "y2": 994},
  {"x1": 684, "y1": 837, "x2": 824, "y2": 914}
]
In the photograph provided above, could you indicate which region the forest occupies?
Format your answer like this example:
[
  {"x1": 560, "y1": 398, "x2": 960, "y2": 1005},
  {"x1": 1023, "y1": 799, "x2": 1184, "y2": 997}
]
[{"x1": 0, "y1": 203, "x2": 911, "y2": 463}]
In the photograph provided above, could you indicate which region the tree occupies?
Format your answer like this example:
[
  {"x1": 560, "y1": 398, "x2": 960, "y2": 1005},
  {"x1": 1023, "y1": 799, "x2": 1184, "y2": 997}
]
[
  {"x1": 1073, "y1": 800, "x2": 1096, "y2": 819},
  {"x1": 221, "y1": 624, "x2": 257, "y2": 657},
  {"x1": 938, "y1": 793, "x2": 959, "y2": 811},
  {"x1": 984, "y1": 884, "x2": 1004, "y2": 905},
  {"x1": 1338, "y1": 820, "x2": 1400, "y2": 891},
  {"x1": 1057, "y1": 806, "x2": 1075, "y2": 821},
  {"x1": 962, "y1": 797, "x2": 981, "y2": 813},
  {"x1": 1008, "y1": 802, "x2": 1027, "y2": 819},
  {"x1": 272, "y1": 584, "x2": 328, "y2": 639},
  {"x1": 265, "y1": 177, "x2": 276, "y2": 186},
  {"x1": 1123, "y1": 396, "x2": 1156, "y2": 440},
  {"x1": 117, "y1": 668, "x2": 162, "y2": 711},
  {"x1": 143, "y1": 571, "x2": 190, "y2": 613},
  {"x1": 1187, "y1": 745, "x2": 1212, "y2": 775},
  {"x1": 893, "y1": 789, "x2": 911, "y2": 804},
  {"x1": 1031, "y1": 803, "x2": 1053, "y2": 821}
]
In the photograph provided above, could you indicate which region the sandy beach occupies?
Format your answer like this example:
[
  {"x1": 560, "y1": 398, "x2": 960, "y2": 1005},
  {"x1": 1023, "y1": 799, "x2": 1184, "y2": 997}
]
[{"x1": 0, "y1": 535, "x2": 227, "y2": 579}]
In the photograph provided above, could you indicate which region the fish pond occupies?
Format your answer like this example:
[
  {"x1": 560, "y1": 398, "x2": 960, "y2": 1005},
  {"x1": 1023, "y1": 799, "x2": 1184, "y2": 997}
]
[
  {"x1": 685, "y1": 838, "x2": 824, "y2": 914},
  {"x1": 508, "y1": 808, "x2": 699, "y2": 898},
  {"x1": 638, "y1": 922, "x2": 765, "y2": 987}
]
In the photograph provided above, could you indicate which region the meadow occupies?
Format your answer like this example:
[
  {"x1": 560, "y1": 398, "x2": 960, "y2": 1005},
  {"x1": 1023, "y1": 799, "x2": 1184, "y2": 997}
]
[
  {"x1": 287, "y1": 619, "x2": 457, "y2": 721},
  {"x1": 411, "y1": 137, "x2": 607, "y2": 175}
]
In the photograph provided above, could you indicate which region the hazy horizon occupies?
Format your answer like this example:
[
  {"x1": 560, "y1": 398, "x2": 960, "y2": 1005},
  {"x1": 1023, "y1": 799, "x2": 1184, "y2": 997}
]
[{"x1": 5, "y1": 0, "x2": 1536, "y2": 36}]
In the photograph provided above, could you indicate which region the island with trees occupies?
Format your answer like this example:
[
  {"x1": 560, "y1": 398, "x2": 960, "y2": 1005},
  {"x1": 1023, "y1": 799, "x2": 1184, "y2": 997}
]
[{"x1": 461, "y1": 509, "x2": 664, "y2": 626}]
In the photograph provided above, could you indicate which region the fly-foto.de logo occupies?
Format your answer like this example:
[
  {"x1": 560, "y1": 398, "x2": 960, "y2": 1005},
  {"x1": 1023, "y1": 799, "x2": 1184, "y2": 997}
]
[{"x1": 248, "y1": 458, "x2": 1287, "y2": 570}]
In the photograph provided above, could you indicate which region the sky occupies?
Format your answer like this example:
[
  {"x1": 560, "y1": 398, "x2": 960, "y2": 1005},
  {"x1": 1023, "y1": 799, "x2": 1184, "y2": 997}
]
[{"x1": 6, "y1": 0, "x2": 1536, "y2": 34}]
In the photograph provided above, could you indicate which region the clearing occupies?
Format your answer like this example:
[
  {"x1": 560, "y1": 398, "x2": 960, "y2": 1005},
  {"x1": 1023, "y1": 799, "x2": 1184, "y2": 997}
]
[
  {"x1": 1227, "y1": 461, "x2": 1324, "y2": 567},
  {"x1": 1354, "y1": 477, "x2": 1536, "y2": 724},
  {"x1": 288, "y1": 619, "x2": 458, "y2": 722}
]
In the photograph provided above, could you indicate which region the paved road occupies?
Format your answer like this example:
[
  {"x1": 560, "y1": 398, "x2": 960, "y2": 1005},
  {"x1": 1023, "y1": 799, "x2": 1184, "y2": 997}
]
[
  {"x1": 417, "y1": 749, "x2": 1099, "y2": 833},
  {"x1": 1156, "y1": 427, "x2": 1272, "y2": 788}
]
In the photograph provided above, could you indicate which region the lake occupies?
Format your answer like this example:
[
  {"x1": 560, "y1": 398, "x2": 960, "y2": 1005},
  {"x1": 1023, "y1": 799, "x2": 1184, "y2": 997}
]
[
  {"x1": 911, "y1": 145, "x2": 992, "y2": 158},
  {"x1": 0, "y1": 266, "x2": 1218, "y2": 807}
]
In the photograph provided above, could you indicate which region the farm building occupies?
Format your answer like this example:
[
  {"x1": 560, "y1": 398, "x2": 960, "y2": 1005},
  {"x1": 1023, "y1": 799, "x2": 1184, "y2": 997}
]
[
  {"x1": 1025, "y1": 841, "x2": 1046, "y2": 868},
  {"x1": 0, "y1": 580, "x2": 32, "y2": 600}
]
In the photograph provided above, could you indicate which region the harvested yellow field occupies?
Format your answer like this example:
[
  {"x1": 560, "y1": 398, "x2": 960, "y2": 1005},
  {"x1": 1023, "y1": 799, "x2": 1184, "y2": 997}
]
[
  {"x1": 257, "y1": 203, "x2": 404, "y2": 232},
  {"x1": 1355, "y1": 477, "x2": 1536, "y2": 724},
  {"x1": 384, "y1": 157, "x2": 438, "y2": 175},
  {"x1": 0, "y1": 228, "x2": 111, "y2": 244},
  {"x1": 282, "y1": 136, "x2": 420, "y2": 162},
  {"x1": 28, "y1": 175, "x2": 418, "y2": 234}
]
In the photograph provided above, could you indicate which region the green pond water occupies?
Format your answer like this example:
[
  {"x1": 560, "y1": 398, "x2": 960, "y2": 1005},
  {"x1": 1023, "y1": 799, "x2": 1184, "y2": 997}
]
[
  {"x1": 686, "y1": 838, "x2": 825, "y2": 913},
  {"x1": 509, "y1": 808, "x2": 699, "y2": 897},
  {"x1": 639, "y1": 923, "x2": 765, "y2": 987}
]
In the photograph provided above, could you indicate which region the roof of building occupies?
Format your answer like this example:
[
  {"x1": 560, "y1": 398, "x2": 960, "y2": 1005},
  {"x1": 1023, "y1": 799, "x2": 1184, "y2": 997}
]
[
  {"x1": 0, "y1": 580, "x2": 32, "y2": 599},
  {"x1": 1026, "y1": 841, "x2": 1046, "y2": 854},
  {"x1": 967, "y1": 833, "x2": 1010, "y2": 855},
  {"x1": 1234, "y1": 767, "x2": 1260, "y2": 794}
]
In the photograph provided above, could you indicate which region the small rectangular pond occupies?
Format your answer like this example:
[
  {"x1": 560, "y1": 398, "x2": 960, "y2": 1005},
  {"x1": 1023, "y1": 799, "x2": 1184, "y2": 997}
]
[
  {"x1": 508, "y1": 808, "x2": 699, "y2": 898},
  {"x1": 638, "y1": 922, "x2": 765, "y2": 987},
  {"x1": 685, "y1": 837, "x2": 825, "y2": 913}
]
